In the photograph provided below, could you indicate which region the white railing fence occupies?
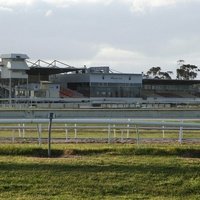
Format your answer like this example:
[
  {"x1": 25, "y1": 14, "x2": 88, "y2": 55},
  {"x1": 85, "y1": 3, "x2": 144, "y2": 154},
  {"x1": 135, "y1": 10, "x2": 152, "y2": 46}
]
[{"x1": 0, "y1": 118, "x2": 200, "y2": 145}]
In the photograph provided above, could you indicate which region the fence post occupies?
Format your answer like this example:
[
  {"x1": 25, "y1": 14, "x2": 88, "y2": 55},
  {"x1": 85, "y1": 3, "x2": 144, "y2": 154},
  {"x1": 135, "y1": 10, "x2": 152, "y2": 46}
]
[
  {"x1": 48, "y1": 113, "x2": 54, "y2": 158},
  {"x1": 74, "y1": 124, "x2": 77, "y2": 143},
  {"x1": 121, "y1": 130, "x2": 124, "y2": 143},
  {"x1": 127, "y1": 124, "x2": 130, "y2": 138},
  {"x1": 37, "y1": 124, "x2": 42, "y2": 146},
  {"x1": 136, "y1": 126, "x2": 139, "y2": 146},
  {"x1": 178, "y1": 126, "x2": 183, "y2": 144},
  {"x1": 162, "y1": 121, "x2": 165, "y2": 139},
  {"x1": 22, "y1": 123, "x2": 25, "y2": 138},
  {"x1": 108, "y1": 124, "x2": 111, "y2": 143},
  {"x1": 113, "y1": 124, "x2": 116, "y2": 138},
  {"x1": 18, "y1": 124, "x2": 21, "y2": 137},
  {"x1": 65, "y1": 124, "x2": 68, "y2": 142},
  {"x1": 12, "y1": 130, "x2": 15, "y2": 143}
]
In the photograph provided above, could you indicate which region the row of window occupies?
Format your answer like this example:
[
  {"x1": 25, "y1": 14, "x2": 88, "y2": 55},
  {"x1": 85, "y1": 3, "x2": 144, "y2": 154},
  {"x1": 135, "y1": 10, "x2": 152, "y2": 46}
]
[
  {"x1": 90, "y1": 87, "x2": 140, "y2": 97},
  {"x1": 91, "y1": 83, "x2": 141, "y2": 87}
]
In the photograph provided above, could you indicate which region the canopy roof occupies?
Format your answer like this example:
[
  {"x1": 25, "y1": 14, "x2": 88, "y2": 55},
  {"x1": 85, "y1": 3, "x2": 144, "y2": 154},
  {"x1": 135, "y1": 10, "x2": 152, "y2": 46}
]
[
  {"x1": 26, "y1": 66, "x2": 83, "y2": 75},
  {"x1": 143, "y1": 78, "x2": 200, "y2": 85}
]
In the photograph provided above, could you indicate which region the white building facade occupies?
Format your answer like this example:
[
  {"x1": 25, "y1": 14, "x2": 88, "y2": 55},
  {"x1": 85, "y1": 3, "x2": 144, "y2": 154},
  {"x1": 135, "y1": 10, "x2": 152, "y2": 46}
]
[{"x1": 50, "y1": 67, "x2": 142, "y2": 98}]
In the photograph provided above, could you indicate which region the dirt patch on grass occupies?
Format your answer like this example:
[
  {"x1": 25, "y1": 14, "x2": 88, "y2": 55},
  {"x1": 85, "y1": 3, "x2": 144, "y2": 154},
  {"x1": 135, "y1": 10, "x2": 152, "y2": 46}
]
[{"x1": 60, "y1": 149, "x2": 81, "y2": 158}]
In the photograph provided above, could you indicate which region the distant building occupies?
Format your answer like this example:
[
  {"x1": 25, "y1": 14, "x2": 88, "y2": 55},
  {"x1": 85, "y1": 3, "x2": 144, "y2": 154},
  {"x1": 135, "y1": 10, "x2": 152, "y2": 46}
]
[
  {"x1": 1, "y1": 53, "x2": 200, "y2": 108},
  {"x1": 50, "y1": 67, "x2": 143, "y2": 98},
  {"x1": 0, "y1": 54, "x2": 29, "y2": 98},
  {"x1": 142, "y1": 79, "x2": 200, "y2": 98}
]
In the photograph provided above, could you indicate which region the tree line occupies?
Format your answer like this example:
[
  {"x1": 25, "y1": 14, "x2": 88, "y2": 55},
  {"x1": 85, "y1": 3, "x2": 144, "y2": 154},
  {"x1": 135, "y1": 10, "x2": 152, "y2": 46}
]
[{"x1": 144, "y1": 60, "x2": 200, "y2": 80}]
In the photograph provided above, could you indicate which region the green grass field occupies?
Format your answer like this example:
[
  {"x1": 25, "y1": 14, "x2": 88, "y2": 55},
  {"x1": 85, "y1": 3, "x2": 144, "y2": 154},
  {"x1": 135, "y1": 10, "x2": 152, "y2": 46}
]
[{"x1": 0, "y1": 144, "x2": 200, "y2": 200}]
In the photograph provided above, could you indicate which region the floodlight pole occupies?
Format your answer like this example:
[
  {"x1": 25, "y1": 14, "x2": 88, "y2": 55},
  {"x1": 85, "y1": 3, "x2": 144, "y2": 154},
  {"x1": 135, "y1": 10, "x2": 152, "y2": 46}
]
[{"x1": 48, "y1": 113, "x2": 54, "y2": 158}]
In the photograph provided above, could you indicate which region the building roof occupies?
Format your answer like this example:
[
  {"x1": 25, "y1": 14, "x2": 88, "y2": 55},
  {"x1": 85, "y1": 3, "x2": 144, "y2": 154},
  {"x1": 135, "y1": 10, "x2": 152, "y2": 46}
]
[
  {"x1": 26, "y1": 66, "x2": 84, "y2": 75},
  {"x1": 0, "y1": 54, "x2": 29, "y2": 60},
  {"x1": 143, "y1": 78, "x2": 200, "y2": 85}
]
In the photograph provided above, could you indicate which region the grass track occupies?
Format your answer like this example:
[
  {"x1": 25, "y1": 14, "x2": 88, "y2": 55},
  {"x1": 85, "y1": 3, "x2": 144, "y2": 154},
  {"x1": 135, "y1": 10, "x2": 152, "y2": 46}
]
[{"x1": 0, "y1": 144, "x2": 200, "y2": 199}]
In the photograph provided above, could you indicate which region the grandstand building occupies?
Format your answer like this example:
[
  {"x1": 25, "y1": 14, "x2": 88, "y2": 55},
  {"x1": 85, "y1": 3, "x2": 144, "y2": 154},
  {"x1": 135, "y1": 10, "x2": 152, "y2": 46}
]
[
  {"x1": 1, "y1": 53, "x2": 200, "y2": 108},
  {"x1": 50, "y1": 67, "x2": 142, "y2": 98},
  {"x1": 142, "y1": 79, "x2": 200, "y2": 99}
]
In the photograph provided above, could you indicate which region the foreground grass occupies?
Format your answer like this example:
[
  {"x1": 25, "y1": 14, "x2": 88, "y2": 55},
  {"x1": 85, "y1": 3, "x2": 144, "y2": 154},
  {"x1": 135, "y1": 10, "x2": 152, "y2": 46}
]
[{"x1": 0, "y1": 144, "x2": 200, "y2": 200}]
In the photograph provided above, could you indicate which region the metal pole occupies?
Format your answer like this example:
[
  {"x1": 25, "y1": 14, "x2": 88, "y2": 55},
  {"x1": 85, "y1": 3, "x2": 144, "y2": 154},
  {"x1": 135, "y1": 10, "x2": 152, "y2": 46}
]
[
  {"x1": 22, "y1": 123, "x2": 25, "y2": 138},
  {"x1": 162, "y1": 123, "x2": 165, "y2": 139},
  {"x1": 178, "y1": 120, "x2": 183, "y2": 144},
  {"x1": 121, "y1": 130, "x2": 124, "y2": 143},
  {"x1": 37, "y1": 124, "x2": 42, "y2": 146},
  {"x1": 127, "y1": 124, "x2": 130, "y2": 138},
  {"x1": 179, "y1": 126, "x2": 183, "y2": 144},
  {"x1": 74, "y1": 124, "x2": 78, "y2": 143},
  {"x1": 48, "y1": 113, "x2": 54, "y2": 158},
  {"x1": 65, "y1": 124, "x2": 68, "y2": 142},
  {"x1": 12, "y1": 130, "x2": 15, "y2": 143},
  {"x1": 18, "y1": 124, "x2": 21, "y2": 137},
  {"x1": 108, "y1": 124, "x2": 111, "y2": 143},
  {"x1": 136, "y1": 126, "x2": 139, "y2": 146},
  {"x1": 113, "y1": 124, "x2": 116, "y2": 138}
]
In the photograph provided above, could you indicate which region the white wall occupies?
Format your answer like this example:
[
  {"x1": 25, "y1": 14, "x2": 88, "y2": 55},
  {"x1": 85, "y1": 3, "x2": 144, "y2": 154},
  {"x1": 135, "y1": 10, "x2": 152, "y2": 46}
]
[
  {"x1": 90, "y1": 73, "x2": 142, "y2": 84},
  {"x1": 1, "y1": 59, "x2": 29, "y2": 79}
]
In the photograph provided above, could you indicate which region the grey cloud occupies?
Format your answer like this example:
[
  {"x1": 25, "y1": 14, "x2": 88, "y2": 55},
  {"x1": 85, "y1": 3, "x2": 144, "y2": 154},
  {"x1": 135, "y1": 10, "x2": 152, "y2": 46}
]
[{"x1": 0, "y1": 0, "x2": 200, "y2": 73}]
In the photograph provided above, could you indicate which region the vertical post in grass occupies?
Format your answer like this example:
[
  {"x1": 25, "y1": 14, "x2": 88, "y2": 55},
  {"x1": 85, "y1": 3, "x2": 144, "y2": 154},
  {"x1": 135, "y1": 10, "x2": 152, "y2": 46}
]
[
  {"x1": 37, "y1": 124, "x2": 42, "y2": 146},
  {"x1": 48, "y1": 113, "x2": 54, "y2": 158},
  {"x1": 74, "y1": 124, "x2": 77, "y2": 143},
  {"x1": 136, "y1": 126, "x2": 139, "y2": 146},
  {"x1": 113, "y1": 124, "x2": 116, "y2": 138},
  {"x1": 18, "y1": 124, "x2": 21, "y2": 137},
  {"x1": 121, "y1": 130, "x2": 124, "y2": 143},
  {"x1": 178, "y1": 120, "x2": 183, "y2": 144},
  {"x1": 12, "y1": 130, "x2": 15, "y2": 143},
  {"x1": 22, "y1": 123, "x2": 25, "y2": 138},
  {"x1": 162, "y1": 120, "x2": 165, "y2": 139},
  {"x1": 127, "y1": 124, "x2": 130, "y2": 138},
  {"x1": 108, "y1": 124, "x2": 111, "y2": 143},
  {"x1": 178, "y1": 126, "x2": 183, "y2": 144},
  {"x1": 65, "y1": 124, "x2": 68, "y2": 142}
]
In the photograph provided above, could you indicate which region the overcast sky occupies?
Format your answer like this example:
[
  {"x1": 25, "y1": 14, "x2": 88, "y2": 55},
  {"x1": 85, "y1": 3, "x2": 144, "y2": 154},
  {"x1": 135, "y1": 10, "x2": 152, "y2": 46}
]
[{"x1": 0, "y1": 0, "x2": 200, "y2": 76}]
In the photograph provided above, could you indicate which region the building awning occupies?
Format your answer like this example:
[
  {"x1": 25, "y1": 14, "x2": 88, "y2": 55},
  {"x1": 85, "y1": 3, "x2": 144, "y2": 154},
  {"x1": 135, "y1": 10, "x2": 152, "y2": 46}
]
[
  {"x1": 143, "y1": 79, "x2": 200, "y2": 85},
  {"x1": 26, "y1": 66, "x2": 84, "y2": 76}
]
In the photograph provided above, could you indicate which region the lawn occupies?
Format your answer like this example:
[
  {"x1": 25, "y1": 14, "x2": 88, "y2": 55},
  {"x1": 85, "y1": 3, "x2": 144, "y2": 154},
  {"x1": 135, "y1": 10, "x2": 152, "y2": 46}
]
[{"x1": 0, "y1": 144, "x2": 200, "y2": 199}]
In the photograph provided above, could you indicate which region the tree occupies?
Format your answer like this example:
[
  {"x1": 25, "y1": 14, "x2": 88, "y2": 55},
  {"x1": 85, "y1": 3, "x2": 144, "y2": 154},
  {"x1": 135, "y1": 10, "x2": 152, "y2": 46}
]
[
  {"x1": 159, "y1": 71, "x2": 173, "y2": 79},
  {"x1": 146, "y1": 67, "x2": 161, "y2": 78},
  {"x1": 177, "y1": 59, "x2": 185, "y2": 66},
  {"x1": 145, "y1": 67, "x2": 172, "y2": 79},
  {"x1": 176, "y1": 64, "x2": 199, "y2": 80}
]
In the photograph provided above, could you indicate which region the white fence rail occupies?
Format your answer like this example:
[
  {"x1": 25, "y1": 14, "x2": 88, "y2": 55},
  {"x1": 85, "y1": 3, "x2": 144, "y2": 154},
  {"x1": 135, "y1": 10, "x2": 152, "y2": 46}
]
[{"x1": 0, "y1": 118, "x2": 200, "y2": 144}]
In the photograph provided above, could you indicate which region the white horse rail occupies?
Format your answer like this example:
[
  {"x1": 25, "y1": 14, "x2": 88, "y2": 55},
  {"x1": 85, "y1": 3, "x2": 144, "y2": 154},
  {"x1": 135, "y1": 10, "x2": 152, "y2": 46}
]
[{"x1": 0, "y1": 118, "x2": 200, "y2": 145}]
